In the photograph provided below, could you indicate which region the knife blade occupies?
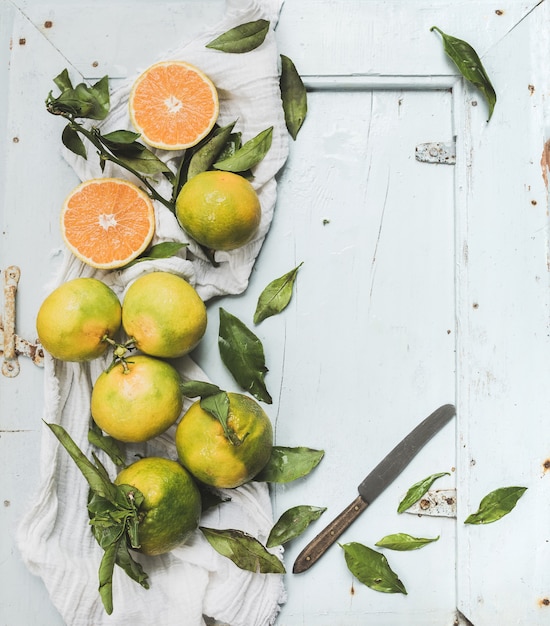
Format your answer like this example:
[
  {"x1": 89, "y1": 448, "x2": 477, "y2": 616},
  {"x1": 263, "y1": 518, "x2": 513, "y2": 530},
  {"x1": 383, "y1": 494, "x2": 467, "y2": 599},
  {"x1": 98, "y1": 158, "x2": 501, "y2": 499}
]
[{"x1": 292, "y1": 403, "x2": 456, "y2": 574}]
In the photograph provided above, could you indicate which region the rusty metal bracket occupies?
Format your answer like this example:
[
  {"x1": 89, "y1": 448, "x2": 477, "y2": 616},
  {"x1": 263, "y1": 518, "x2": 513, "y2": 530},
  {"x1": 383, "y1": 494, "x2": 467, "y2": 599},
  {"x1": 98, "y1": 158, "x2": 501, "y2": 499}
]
[
  {"x1": 0, "y1": 266, "x2": 44, "y2": 377},
  {"x1": 415, "y1": 141, "x2": 456, "y2": 165},
  {"x1": 403, "y1": 488, "x2": 457, "y2": 518}
]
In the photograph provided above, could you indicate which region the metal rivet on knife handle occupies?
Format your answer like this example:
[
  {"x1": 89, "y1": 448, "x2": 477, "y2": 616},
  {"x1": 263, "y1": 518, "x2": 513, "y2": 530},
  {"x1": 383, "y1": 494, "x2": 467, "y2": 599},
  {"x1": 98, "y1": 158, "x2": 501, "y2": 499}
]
[{"x1": 292, "y1": 495, "x2": 369, "y2": 574}]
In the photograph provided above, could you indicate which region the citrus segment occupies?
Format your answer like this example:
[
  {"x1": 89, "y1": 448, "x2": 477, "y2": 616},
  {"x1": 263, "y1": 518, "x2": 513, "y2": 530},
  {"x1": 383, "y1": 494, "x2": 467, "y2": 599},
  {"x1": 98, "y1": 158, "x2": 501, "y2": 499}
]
[
  {"x1": 36, "y1": 277, "x2": 121, "y2": 362},
  {"x1": 91, "y1": 354, "x2": 183, "y2": 443},
  {"x1": 129, "y1": 61, "x2": 219, "y2": 150},
  {"x1": 114, "y1": 457, "x2": 201, "y2": 555},
  {"x1": 122, "y1": 271, "x2": 207, "y2": 358},
  {"x1": 175, "y1": 170, "x2": 261, "y2": 251},
  {"x1": 175, "y1": 392, "x2": 273, "y2": 489},
  {"x1": 61, "y1": 178, "x2": 155, "y2": 270}
]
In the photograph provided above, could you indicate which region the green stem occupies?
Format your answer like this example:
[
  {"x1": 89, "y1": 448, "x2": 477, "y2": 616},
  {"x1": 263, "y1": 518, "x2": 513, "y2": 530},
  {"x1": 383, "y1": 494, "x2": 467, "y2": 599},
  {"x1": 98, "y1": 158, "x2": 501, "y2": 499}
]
[{"x1": 70, "y1": 121, "x2": 175, "y2": 211}]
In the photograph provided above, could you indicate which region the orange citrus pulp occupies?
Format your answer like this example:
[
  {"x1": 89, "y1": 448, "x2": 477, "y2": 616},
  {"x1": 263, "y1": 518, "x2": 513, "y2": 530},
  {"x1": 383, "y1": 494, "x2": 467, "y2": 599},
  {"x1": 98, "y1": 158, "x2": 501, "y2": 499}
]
[
  {"x1": 129, "y1": 60, "x2": 219, "y2": 150},
  {"x1": 61, "y1": 178, "x2": 155, "y2": 270}
]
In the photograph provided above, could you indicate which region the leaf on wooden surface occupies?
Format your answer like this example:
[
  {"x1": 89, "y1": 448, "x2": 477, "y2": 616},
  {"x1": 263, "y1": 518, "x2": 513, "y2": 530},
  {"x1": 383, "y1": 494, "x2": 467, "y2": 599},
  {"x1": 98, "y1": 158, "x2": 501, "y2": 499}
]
[
  {"x1": 341, "y1": 542, "x2": 407, "y2": 594},
  {"x1": 431, "y1": 26, "x2": 496, "y2": 120},
  {"x1": 280, "y1": 55, "x2": 307, "y2": 140},
  {"x1": 375, "y1": 533, "x2": 440, "y2": 551},
  {"x1": 218, "y1": 308, "x2": 272, "y2": 404},
  {"x1": 464, "y1": 486, "x2": 527, "y2": 524},
  {"x1": 253, "y1": 262, "x2": 303, "y2": 324}
]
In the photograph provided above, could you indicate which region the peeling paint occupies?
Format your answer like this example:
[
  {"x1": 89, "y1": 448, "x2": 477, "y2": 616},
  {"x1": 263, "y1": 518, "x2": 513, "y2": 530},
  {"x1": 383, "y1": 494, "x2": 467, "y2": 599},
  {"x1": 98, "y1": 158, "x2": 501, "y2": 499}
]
[{"x1": 540, "y1": 139, "x2": 550, "y2": 189}]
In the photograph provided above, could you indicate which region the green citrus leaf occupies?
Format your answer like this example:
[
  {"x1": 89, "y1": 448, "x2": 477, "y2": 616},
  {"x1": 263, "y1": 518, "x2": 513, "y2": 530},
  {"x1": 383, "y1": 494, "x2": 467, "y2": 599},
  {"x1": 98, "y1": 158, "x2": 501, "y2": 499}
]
[
  {"x1": 199, "y1": 526, "x2": 285, "y2": 574},
  {"x1": 45, "y1": 422, "x2": 119, "y2": 503},
  {"x1": 253, "y1": 262, "x2": 303, "y2": 324},
  {"x1": 464, "y1": 486, "x2": 527, "y2": 524},
  {"x1": 280, "y1": 55, "x2": 307, "y2": 140},
  {"x1": 52, "y1": 68, "x2": 73, "y2": 92},
  {"x1": 122, "y1": 241, "x2": 188, "y2": 269},
  {"x1": 375, "y1": 533, "x2": 440, "y2": 551},
  {"x1": 198, "y1": 484, "x2": 231, "y2": 513},
  {"x1": 85, "y1": 75, "x2": 111, "y2": 120},
  {"x1": 114, "y1": 540, "x2": 149, "y2": 589},
  {"x1": 206, "y1": 19, "x2": 270, "y2": 53},
  {"x1": 341, "y1": 542, "x2": 407, "y2": 594},
  {"x1": 256, "y1": 446, "x2": 324, "y2": 483},
  {"x1": 106, "y1": 141, "x2": 172, "y2": 176},
  {"x1": 200, "y1": 527, "x2": 285, "y2": 573},
  {"x1": 47, "y1": 73, "x2": 110, "y2": 120},
  {"x1": 101, "y1": 129, "x2": 141, "y2": 145},
  {"x1": 397, "y1": 471, "x2": 450, "y2": 513},
  {"x1": 98, "y1": 540, "x2": 119, "y2": 614},
  {"x1": 187, "y1": 121, "x2": 237, "y2": 179},
  {"x1": 88, "y1": 422, "x2": 126, "y2": 467},
  {"x1": 216, "y1": 131, "x2": 242, "y2": 161},
  {"x1": 431, "y1": 26, "x2": 496, "y2": 120},
  {"x1": 200, "y1": 391, "x2": 241, "y2": 445},
  {"x1": 266, "y1": 505, "x2": 326, "y2": 548},
  {"x1": 214, "y1": 126, "x2": 273, "y2": 173},
  {"x1": 218, "y1": 308, "x2": 272, "y2": 404},
  {"x1": 62, "y1": 123, "x2": 87, "y2": 159},
  {"x1": 46, "y1": 73, "x2": 110, "y2": 120},
  {"x1": 180, "y1": 380, "x2": 224, "y2": 399}
]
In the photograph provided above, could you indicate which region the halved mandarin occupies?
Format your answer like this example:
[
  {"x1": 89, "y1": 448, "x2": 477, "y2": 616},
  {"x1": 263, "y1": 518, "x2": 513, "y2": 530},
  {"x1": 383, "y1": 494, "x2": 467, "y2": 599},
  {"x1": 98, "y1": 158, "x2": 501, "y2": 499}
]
[
  {"x1": 129, "y1": 60, "x2": 219, "y2": 150},
  {"x1": 61, "y1": 177, "x2": 155, "y2": 270}
]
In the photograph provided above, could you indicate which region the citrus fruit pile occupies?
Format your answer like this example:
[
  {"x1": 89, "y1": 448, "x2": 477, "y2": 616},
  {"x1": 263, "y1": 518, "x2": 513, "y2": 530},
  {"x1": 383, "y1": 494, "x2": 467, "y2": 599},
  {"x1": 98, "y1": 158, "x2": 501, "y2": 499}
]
[
  {"x1": 37, "y1": 58, "x2": 274, "y2": 563},
  {"x1": 36, "y1": 268, "x2": 274, "y2": 551}
]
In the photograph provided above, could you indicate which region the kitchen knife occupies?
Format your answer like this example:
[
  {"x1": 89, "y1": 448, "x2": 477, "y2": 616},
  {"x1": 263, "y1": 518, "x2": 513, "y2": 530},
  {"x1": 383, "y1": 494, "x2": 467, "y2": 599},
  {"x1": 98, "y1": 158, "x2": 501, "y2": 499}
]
[{"x1": 292, "y1": 403, "x2": 456, "y2": 574}]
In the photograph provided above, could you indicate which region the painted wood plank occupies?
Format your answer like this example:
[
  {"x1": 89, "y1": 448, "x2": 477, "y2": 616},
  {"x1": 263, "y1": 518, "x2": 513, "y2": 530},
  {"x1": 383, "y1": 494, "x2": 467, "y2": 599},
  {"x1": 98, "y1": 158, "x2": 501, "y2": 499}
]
[
  {"x1": 454, "y1": 2, "x2": 550, "y2": 624},
  {"x1": 1, "y1": 2, "x2": 549, "y2": 625}
]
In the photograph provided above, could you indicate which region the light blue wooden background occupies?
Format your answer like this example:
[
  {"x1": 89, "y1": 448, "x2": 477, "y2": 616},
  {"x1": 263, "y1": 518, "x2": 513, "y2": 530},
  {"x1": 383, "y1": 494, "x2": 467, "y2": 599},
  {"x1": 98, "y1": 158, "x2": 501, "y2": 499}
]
[{"x1": 1, "y1": 2, "x2": 550, "y2": 625}]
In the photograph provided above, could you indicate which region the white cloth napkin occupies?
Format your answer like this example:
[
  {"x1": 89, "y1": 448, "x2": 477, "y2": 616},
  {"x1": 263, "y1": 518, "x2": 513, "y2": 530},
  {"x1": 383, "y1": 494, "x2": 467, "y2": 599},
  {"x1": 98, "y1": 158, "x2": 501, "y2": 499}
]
[{"x1": 17, "y1": 1, "x2": 289, "y2": 624}]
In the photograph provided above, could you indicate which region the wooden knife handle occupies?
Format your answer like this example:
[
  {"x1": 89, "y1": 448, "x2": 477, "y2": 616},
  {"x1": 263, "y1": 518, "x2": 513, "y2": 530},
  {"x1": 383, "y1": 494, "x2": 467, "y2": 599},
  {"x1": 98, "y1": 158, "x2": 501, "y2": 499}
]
[{"x1": 292, "y1": 494, "x2": 369, "y2": 573}]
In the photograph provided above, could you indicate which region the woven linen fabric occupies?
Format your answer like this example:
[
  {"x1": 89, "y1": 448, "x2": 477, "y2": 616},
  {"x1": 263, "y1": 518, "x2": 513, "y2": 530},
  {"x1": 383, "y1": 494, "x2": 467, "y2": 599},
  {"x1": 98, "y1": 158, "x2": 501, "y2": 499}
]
[{"x1": 17, "y1": 1, "x2": 289, "y2": 624}]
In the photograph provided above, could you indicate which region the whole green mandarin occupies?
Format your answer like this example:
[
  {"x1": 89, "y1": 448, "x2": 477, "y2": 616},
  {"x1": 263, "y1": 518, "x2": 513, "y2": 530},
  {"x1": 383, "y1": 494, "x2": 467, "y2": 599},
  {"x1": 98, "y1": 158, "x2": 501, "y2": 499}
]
[
  {"x1": 175, "y1": 392, "x2": 273, "y2": 489},
  {"x1": 36, "y1": 277, "x2": 121, "y2": 362},
  {"x1": 115, "y1": 457, "x2": 201, "y2": 555},
  {"x1": 175, "y1": 171, "x2": 261, "y2": 251},
  {"x1": 122, "y1": 272, "x2": 207, "y2": 358}
]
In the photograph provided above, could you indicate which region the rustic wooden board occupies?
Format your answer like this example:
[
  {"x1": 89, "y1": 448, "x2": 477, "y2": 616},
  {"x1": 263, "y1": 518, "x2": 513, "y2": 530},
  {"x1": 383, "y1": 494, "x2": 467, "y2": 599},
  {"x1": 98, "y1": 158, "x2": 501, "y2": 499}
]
[{"x1": 1, "y1": 1, "x2": 549, "y2": 625}]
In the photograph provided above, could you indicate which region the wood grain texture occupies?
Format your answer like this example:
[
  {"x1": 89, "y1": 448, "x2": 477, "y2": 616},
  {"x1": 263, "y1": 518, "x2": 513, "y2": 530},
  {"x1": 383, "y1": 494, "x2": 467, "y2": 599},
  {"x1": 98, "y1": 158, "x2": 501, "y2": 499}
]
[{"x1": 2, "y1": 1, "x2": 549, "y2": 625}]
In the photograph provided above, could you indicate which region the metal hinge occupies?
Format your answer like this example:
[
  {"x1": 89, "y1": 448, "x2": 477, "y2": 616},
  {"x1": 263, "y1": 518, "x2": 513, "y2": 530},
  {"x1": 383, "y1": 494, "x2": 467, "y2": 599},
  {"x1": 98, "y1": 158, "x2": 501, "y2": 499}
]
[
  {"x1": 403, "y1": 488, "x2": 457, "y2": 518},
  {"x1": 415, "y1": 141, "x2": 456, "y2": 165},
  {"x1": 1, "y1": 266, "x2": 44, "y2": 377}
]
